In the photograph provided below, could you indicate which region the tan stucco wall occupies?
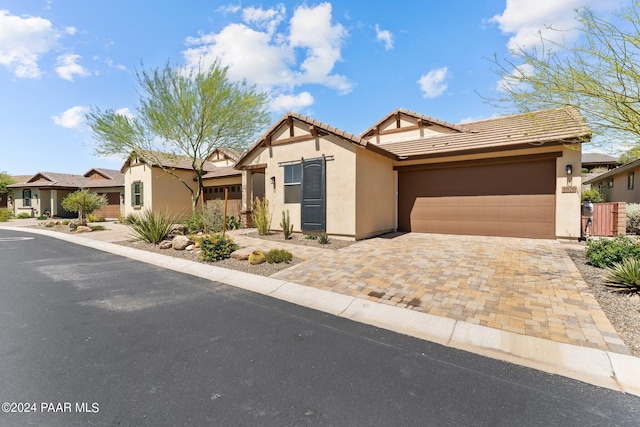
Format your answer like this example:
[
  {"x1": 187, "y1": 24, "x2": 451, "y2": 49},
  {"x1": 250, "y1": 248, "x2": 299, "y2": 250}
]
[
  {"x1": 242, "y1": 134, "x2": 358, "y2": 237},
  {"x1": 589, "y1": 166, "x2": 640, "y2": 204},
  {"x1": 203, "y1": 176, "x2": 242, "y2": 187},
  {"x1": 123, "y1": 163, "x2": 153, "y2": 217},
  {"x1": 150, "y1": 168, "x2": 197, "y2": 219},
  {"x1": 393, "y1": 144, "x2": 583, "y2": 239},
  {"x1": 355, "y1": 147, "x2": 396, "y2": 239}
]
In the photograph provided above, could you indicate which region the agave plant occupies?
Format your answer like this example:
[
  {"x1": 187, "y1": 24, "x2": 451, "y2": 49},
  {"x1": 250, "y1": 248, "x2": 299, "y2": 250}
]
[
  {"x1": 605, "y1": 257, "x2": 640, "y2": 294},
  {"x1": 126, "y1": 209, "x2": 178, "y2": 244}
]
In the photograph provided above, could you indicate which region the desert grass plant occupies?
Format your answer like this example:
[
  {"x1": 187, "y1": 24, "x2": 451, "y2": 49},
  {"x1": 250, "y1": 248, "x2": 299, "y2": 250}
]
[
  {"x1": 265, "y1": 249, "x2": 293, "y2": 264},
  {"x1": 0, "y1": 208, "x2": 13, "y2": 222},
  {"x1": 280, "y1": 210, "x2": 293, "y2": 240},
  {"x1": 200, "y1": 233, "x2": 238, "y2": 262},
  {"x1": 126, "y1": 210, "x2": 177, "y2": 244},
  {"x1": 252, "y1": 197, "x2": 272, "y2": 236},
  {"x1": 605, "y1": 258, "x2": 640, "y2": 294},
  {"x1": 318, "y1": 232, "x2": 330, "y2": 245},
  {"x1": 16, "y1": 212, "x2": 32, "y2": 219}
]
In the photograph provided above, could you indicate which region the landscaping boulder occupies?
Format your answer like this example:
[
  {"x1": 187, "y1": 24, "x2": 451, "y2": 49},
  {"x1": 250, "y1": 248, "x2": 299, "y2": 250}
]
[
  {"x1": 172, "y1": 235, "x2": 194, "y2": 250},
  {"x1": 170, "y1": 224, "x2": 189, "y2": 236},
  {"x1": 75, "y1": 226, "x2": 92, "y2": 233},
  {"x1": 185, "y1": 244, "x2": 194, "y2": 251},
  {"x1": 231, "y1": 247, "x2": 259, "y2": 261},
  {"x1": 158, "y1": 240, "x2": 173, "y2": 249}
]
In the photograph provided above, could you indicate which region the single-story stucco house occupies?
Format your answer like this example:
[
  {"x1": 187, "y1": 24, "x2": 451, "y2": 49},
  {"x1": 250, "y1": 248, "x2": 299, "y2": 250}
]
[
  {"x1": 235, "y1": 107, "x2": 589, "y2": 240},
  {"x1": 584, "y1": 158, "x2": 640, "y2": 203},
  {"x1": 7, "y1": 169, "x2": 124, "y2": 218},
  {"x1": 121, "y1": 148, "x2": 243, "y2": 218}
]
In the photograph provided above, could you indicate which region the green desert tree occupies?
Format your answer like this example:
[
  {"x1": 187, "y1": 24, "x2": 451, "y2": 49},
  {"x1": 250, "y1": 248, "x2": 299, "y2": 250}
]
[
  {"x1": 0, "y1": 171, "x2": 15, "y2": 196},
  {"x1": 61, "y1": 190, "x2": 107, "y2": 225},
  {"x1": 87, "y1": 60, "x2": 271, "y2": 212},
  {"x1": 487, "y1": 3, "x2": 640, "y2": 149}
]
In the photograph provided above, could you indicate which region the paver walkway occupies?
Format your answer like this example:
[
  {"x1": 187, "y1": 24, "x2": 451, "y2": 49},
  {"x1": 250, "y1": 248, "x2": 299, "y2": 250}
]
[{"x1": 270, "y1": 233, "x2": 630, "y2": 355}]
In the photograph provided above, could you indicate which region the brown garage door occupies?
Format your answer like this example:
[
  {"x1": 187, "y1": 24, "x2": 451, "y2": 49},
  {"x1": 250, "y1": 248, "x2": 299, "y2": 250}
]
[
  {"x1": 398, "y1": 158, "x2": 556, "y2": 238},
  {"x1": 94, "y1": 192, "x2": 121, "y2": 219}
]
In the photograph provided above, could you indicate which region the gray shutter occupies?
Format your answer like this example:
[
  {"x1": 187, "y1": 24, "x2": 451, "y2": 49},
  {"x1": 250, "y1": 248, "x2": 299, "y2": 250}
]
[
  {"x1": 301, "y1": 157, "x2": 326, "y2": 232},
  {"x1": 130, "y1": 183, "x2": 135, "y2": 206},
  {"x1": 139, "y1": 182, "x2": 143, "y2": 206}
]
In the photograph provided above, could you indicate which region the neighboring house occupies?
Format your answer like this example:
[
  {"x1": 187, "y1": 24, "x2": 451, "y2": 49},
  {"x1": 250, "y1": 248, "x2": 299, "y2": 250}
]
[
  {"x1": 7, "y1": 169, "x2": 124, "y2": 218},
  {"x1": 235, "y1": 107, "x2": 589, "y2": 240},
  {"x1": 584, "y1": 158, "x2": 640, "y2": 203},
  {"x1": 121, "y1": 148, "x2": 243, "y2": 218},
  {"x1": 582, "y1": 153, "x2": 619, "y2": 172},
  {"x1": 0, "y1": 175, "x2": 30, "y2": 209}
]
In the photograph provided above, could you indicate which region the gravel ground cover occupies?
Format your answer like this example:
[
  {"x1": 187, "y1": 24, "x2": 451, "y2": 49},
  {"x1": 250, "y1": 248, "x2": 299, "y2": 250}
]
[{"x1": 567, "y1": 249, "x2": 640, "y2": 357}]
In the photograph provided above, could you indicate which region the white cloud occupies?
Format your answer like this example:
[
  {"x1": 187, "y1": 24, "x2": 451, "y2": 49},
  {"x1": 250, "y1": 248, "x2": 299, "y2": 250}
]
[
  {"x1": 417, "y1": 67, "x2": 449, "y2": 98},
  {"x1": 183, "y1": 2, "x2": 352, "y2": 105},
  {"x1": 55, "y1": 53, "x2": 90, "y2": 81},
  {"x1": 114, "y1": 107, "x2": 134, "y2": 119},
  {"x1": 270, "y1": 92, "x2": 314, "y2": 112},
  {"x1": 242, "y1": 4, "x2": 286, "y2": 35},
  {"x1": 496, "y1": 63, "x2": 534, "y2": 92},
  {"x1": 0, "y1": 9, "x2": 62, "y2": 78},
  {"x1": 217, "y1": 4, "x2": 241, "y2": 15},
  {"x1": 52, "y1": 105, "x2": 90, "y2": 128},
  {"x1": 375, "y1": 24, "x2": 393, "y2": 50},
  {"x1": 490, "y1": 0, "x2": 620, "y2": 50}
]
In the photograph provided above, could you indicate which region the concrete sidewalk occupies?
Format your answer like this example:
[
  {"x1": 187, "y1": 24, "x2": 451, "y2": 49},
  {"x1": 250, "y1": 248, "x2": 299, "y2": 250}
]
[{"x1": 3, "y1": 219, "x2": 639, "y2": 396}]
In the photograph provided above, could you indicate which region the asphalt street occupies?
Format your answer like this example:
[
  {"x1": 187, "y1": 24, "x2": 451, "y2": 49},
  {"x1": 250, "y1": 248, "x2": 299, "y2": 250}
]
[{"x1": 0, "y1": 229, "x2": 639, "y2": 426}]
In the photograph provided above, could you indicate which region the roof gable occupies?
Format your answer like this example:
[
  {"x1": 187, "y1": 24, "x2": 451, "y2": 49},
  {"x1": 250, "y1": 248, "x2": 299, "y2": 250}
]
[
  {"x1": 120, "y1": 150, "x2": 218, "y2": 173},
  {"x1": 236, "y1": 112, "x2": 395, "y2": 168}
]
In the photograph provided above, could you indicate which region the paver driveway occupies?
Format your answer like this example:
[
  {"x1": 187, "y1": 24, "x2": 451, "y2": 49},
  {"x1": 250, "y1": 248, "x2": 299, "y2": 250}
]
[{"x1": 271, "y1": 233, "x2": 630, "y2": 354}]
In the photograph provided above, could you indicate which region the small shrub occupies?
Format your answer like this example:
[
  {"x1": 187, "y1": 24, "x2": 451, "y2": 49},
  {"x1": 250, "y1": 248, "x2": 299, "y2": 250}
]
[
  {"x1": 248, "y1": 250, "x2": 266, "y2": 265},
  {"x1": 61, "y1": 189, "x2": 107, "y2": 224},
  {"x1": 252, "y1": 197, "x2": 272, "y2": 236},
  {"x1": 627, "y1": 203, "x2": 640, "y2": 234},
  {"x1": 0, "y1": 208, "x2": 13, "y2": 222},
  {"x1": 44, "y1": 221, "x2": 55, "y2": 228},
  {"x1": 87, "y1": 214, "x2": 106, "y2": 222},
  {"x1": 280, "y1": 210, "x2": 293, "y2": 240},
  {"x1": 581, "y1": 188, "x2": 603, "y2": 203},
  {"x1": 585, "y1": 236, "x2": 640, "y2": 268},
  {"x1": 17, "y1": 212, "x2": 32, "y2": 219},
  {"x1": 61, "y1": 220, "x2": 70, "y2": 225},
  {"x1": 226, "y1": 215, "x2": 240, "y2": 231},
  {"x1": 185, "y1": 200, "x2": 226, "y2": 233},
  {"x1": 37, "y1": 215, "x2": 47, "y2": 220},
  {"x1": 318, "y1": 232, "x2": 330, "y2": 244},
  {"x1": 126, "y1": 210, "x2": 178, "y2": 244},
  {"x1": 305, "y1": 234, "x2": 318, "y2": 240},
  {"x1": 266, "y1": 249, "x2": 293, "y2": 264},
  {"x1": 605, "y1": 258, "x2": 640, "y2": 294},
  {"x1": 200, "y1": 233, "x2": 238, "y2": 262},
  {"x1": 90, "y1": 225, "x2": 106, "y2": 231}
]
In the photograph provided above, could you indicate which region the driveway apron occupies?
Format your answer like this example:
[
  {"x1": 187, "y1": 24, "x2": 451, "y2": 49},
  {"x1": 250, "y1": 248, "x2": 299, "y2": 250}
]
[{"x1": 271, "y1": 233, "x2": 630, "y2": 355}]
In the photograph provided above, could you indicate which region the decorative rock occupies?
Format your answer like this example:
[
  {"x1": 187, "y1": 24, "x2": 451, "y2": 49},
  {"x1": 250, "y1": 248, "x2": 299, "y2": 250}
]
[
  {"x1": 158, "y1": 240, "x2": 173, "y2": 249},
  {"x1": 75, "y1": 226, "x2": 92, "y2": 233},
  {"x1": 172, "y1": 235, "x2": 194, "y2": 250},
  {"x1": 69, "y1": 221, "x2": 77, "y2": 229},
  {"x1": 185, "y1": 244, "x2": 194, "y2": 251},
  {"x1": 171, "y1": 224, "x2": 189, "y2": 235},
  {"x1": 231, "y1": 247, "x2": 259, "y2": 260}
]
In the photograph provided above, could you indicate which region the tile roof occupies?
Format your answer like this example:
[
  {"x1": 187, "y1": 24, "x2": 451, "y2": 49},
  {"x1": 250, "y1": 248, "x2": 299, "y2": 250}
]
[
  {"x1": 361, "y1": 108, "x2": 469, "y2": 137},
  {"x1": 584, "y1": 158, "x2": 640, "y2": 185},
  {"x1": 202, "y1": 166, "x2": 241, "y2": 179},
  {"x1": 379, "y1": 107, "x2": 591, "y2": 160},
  {"x1": 7, "y1": 169, "x2": 124, "y2": 189},
  {"x1": 121, "y1": 150, "x2": 218, "y2": 173},
  {"x1": 236, "y1": 112, "x2": 396, "y2": 167},
  {"x1": 582, "y1": 153, "x2": 619, "y2": 164}
]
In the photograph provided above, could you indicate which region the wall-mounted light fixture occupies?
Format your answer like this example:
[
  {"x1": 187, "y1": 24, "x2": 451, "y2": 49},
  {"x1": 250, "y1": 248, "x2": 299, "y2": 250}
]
[
  {"x1": 566, "y1": 164, "x2": 573, "y2": 175},
  {"x1": 120, "y1": 193, "x2": 125, "y2": 203},
  {"x1": 33, "y1": 193, "x2": 38, "y2": 199},
  {"x1": 270, "y1": 176, "x2": 276, "y2": 188}
]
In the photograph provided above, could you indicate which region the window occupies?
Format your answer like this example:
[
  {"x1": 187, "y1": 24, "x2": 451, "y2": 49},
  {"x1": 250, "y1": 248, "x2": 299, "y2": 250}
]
[
  {"x1": 284, "y1": 163, "x2": 301, "y2": 203},
  {"x1": 23, "y1": 189, "x2": 31, "y2": 207},
  {"x1": 131, "y1": 182, "x2": 143, "y2": 206},
  {"x1": 628, "y1": 173, "x2": 635, "y2": 190}
]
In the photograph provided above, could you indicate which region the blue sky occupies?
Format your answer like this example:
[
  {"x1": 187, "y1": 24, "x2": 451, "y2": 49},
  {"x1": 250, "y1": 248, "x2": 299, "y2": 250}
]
[{"x1": 0, "y1": 0, "x2": 627, "y2": 175}]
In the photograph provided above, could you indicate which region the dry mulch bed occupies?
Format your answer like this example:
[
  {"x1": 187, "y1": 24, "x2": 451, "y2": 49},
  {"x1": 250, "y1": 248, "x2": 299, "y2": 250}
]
[{"x1": 567, "y1": 249, "x2": 640, "y2": 357}]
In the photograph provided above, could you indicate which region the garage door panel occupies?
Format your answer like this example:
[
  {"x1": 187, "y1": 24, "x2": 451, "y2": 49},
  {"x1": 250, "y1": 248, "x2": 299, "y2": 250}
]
[{"x1": 398, "y1": 159, "x2": 556, "y2": 239}]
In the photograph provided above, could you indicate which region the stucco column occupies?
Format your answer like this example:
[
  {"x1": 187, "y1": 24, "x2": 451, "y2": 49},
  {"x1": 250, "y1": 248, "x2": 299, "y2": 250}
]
[
  {"x1": 241, "y1": 171, "x2": 249, "y2": 211},
  {"x1": 50, "y1": 189, "x2": 57, "y2": 217}
]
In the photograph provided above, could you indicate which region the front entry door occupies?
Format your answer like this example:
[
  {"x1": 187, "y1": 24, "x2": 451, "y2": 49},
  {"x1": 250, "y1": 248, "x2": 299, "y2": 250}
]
[{"x1": 301, "y1": 157, "x2": 326, "y2": 232}]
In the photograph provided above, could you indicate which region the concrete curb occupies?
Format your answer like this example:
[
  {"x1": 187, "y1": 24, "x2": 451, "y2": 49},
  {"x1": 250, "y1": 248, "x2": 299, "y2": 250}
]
[{"x1": 3, "y1": 225, "x2": 639, "y2": 396}]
